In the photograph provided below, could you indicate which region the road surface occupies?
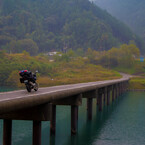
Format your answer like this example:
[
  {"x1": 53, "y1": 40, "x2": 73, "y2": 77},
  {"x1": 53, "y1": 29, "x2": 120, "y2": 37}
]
[{"x1": 0, "y1": 74, "x2": 130, "y2": 114}]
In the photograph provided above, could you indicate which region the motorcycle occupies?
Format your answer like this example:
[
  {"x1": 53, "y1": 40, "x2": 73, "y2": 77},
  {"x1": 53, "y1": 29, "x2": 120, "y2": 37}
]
[{"x1": 19, "y1": 70, "x2": 38, "y2": 92}]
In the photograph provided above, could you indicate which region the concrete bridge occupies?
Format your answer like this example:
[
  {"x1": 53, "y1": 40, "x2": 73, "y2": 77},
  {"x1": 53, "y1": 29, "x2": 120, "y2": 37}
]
[{"x1": 0, "y1": 74, "x2": 130, "y2": 145}]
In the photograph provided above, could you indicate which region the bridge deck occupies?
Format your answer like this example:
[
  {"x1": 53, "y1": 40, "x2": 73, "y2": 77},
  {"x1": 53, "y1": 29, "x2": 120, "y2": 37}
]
[{"x1": 0, "y1": 74, "x2": 130, "y2": 114}]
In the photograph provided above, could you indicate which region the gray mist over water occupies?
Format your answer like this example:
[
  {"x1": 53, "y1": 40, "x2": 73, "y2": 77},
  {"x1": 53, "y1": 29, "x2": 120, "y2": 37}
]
[{"x1": 0, "y1": 92, "x2": 145, "y2": 145}]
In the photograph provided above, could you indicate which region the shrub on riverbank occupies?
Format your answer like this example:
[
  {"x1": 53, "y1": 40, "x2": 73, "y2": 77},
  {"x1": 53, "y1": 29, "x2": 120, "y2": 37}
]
[
  {"x1": 93, "y1": 44, "x2": 145, "y2": 76},
  {"x1": 0, "y1": 51, "x2": 121, "y2": 88}
]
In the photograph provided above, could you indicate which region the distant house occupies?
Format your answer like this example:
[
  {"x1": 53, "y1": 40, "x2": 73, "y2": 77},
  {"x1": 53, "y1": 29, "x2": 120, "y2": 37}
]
[
  {"x1": 44, "y1": 51, "x2": 62, "y2": 56},
  {"x1": 140, "y1": 56, "x2": 144, "y2": 62},
  {"x1": 48, "y1": 52, "x2": 58, "y2": 56},
  {"x1": 44, "y1": 52, "x2": 62, "y2": 62},
  {"x1": 48, "y1": 52, "x2": 62, "y2": 56}
]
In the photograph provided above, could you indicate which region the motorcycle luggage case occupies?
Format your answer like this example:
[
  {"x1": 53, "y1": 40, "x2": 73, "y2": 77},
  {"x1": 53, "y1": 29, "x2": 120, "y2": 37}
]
[
  {"x1": 20, "y1": 78, "x2": 24, "y2": 83},
  {"x1": 19, "y1": 70, "x2": 29, "y2": 77}
]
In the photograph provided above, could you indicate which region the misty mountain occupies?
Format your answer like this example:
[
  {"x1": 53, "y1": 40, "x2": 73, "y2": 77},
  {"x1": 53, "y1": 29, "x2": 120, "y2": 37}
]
[
  {"x1": 92, "y1": 0, "x2": 145, "y2": 40},
  {"x1": 0, "y1": 0, "x2": 144, "y2": 54}
]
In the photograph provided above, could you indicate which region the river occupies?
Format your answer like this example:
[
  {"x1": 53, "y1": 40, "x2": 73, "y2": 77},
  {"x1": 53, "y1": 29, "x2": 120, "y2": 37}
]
[
  {"x1": 0, "y1": 91, "x2": 144, "y2": 145},
  {"x1": 0, "y1": 87, "x2": 16, "y2": 92}
]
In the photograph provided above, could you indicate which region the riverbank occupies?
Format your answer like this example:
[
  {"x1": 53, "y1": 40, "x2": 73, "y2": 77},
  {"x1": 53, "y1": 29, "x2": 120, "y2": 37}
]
[
  {"x1": 0, "y1": 52, "x2": 122, "y2": 88},
  {"x1": 37, "y1": 65, "x2": 121, "y2": 87},
  {"x1": 0, "y1": 51, "x2": 144, "y2": 90},
  {"x1": 128, "y1": 77, "x2": 145, "y2": 90}
]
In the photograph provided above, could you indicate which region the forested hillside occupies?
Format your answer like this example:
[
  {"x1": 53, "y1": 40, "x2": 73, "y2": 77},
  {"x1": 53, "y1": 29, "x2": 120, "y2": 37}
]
[
  {"x1": 0, "y1": 0, "x2": 144, "y2": 55},
  {"x1": 92, "y1": 0, "x2": 145, "y2": 43}
]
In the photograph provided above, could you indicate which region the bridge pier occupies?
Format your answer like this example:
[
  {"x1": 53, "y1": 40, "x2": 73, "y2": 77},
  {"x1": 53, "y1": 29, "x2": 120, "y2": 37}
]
[
  {"x1": 125, "y1": 82, "x2": 128, "y2": 92},
  {"x1": 98, "y1": 89, "x2": 103, "y2": 111},
  {"x1": 107, "y1": 87, "x2": 110, "y2": 106},
  {"x1": 83, "y1": 90, "x2": 96, "y2": 120},
  {"x1": 3, "y1": 119, "x2": 12, "y2": 145},
  {"x1": 123, "y1": 82, "x2": 125, "y2": 93},
  {"x1": 120, "y1": 83, "x2": 123, "y2": 95},
  {"x1": 118, "y1": 84, "x2": 120, "y2": 97},
  {"x1": 119, "y1": 83, "x2": 121, "y2": 96},
  {"x1": 71, "y1": 105, "x2": 78, "y2": 135},
  {"x1": 87, "y1": 98, "x2": 93, "y2": 120},
  {"x1": 51, "y1": 94, "x2": 82, "y2": 135},
  {"x1": 126, "y1": 81, "x2": 129, "y2": 92},
  {"x1": 50, "y1": 104, "x2": 56, "y2": 136},
  {"x1": 115, "y1": 84, "x2": 117, "y2": 99},
  {"x1": 122, "y1": 83, "x2": 124, "y2": 94},
  {"x1": 102, "y1": 87, "x2": 106, "y2": 106},
  {"x1": 117, "y1": 84, "x2": 119, "y2": 97},
  {"x1": 120, "y1": 83, "x2": 122, "y2": 96},
  {"x1": 33, "y1": 121, "x2": 41, "y2": 145},
  {"x1": 112, "y1": 85, "x2": 115, "y2": 102},
  {"x1": 116, "y1": 84, "x2": 119, "y2": 98},
  {"x1": 103, "y1": 92, "x2": 106, "y2": 105},
  {"x1": 124, "y1": 82, "x2": 127, "y2": 93},
  {"x1": 97, "y1": 93, "x2": 99, "y2": 106}
]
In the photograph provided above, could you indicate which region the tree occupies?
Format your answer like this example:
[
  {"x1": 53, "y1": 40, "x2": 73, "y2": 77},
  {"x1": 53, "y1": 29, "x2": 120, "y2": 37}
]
[
  {"x1": 5, "y1": 39, "x2": 39, "y2": 55},
  {"x1": 76, "y1": 48, "x2": 84, "y2": 57},
  {"x1": 0, "y1": 50, "x2": 6, "y2": 59}
]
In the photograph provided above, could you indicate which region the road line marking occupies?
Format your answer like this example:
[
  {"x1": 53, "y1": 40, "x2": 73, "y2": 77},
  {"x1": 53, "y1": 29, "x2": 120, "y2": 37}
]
[{"x1": 0, "y1": 78, "x2": 129, "y2": 102}]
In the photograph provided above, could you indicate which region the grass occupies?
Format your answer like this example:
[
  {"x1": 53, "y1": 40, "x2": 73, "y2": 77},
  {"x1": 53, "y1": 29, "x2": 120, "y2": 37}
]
[
  {"x1": 114, "y1": 66, "x2": 135, "y2": 74},
  {"x1": 38, "y1": 63, "x2": 121, "y2": 87},
  {"x1": 113, "y1": 60, "x2": 145, "y2": 76},
  {"x1": 129, "y1": 77, "x2": 145, "y2": 90}
]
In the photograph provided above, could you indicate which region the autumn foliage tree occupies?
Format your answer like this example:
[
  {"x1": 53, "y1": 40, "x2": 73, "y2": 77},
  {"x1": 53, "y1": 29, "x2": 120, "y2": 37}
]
[{"x1": 96, "y1": 44, "x2": 140, "y2": 68}]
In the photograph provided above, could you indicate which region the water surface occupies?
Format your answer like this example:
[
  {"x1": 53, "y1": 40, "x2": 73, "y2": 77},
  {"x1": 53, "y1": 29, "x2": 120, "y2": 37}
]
[
  {"x1": 0, "y1": 91, "x2": 144, "y2": 145},
  {"x1": 0, "y1": 86, "x2": 16, "y2": 92}
]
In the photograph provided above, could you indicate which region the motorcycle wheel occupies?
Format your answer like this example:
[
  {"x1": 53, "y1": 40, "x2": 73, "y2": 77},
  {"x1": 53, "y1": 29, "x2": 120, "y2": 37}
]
[
  {"x1": 34, "y1": 83, "x2": 38, "y2": 91},
  {"x1": 26, "y1": 85, "x2": 31, "y2": 92}
]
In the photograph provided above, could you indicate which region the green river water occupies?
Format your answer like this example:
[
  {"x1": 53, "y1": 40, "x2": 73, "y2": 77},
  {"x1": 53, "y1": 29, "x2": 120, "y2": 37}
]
[{"x1": 0, "y1": 90, "x2": 145, "y2": 145}]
